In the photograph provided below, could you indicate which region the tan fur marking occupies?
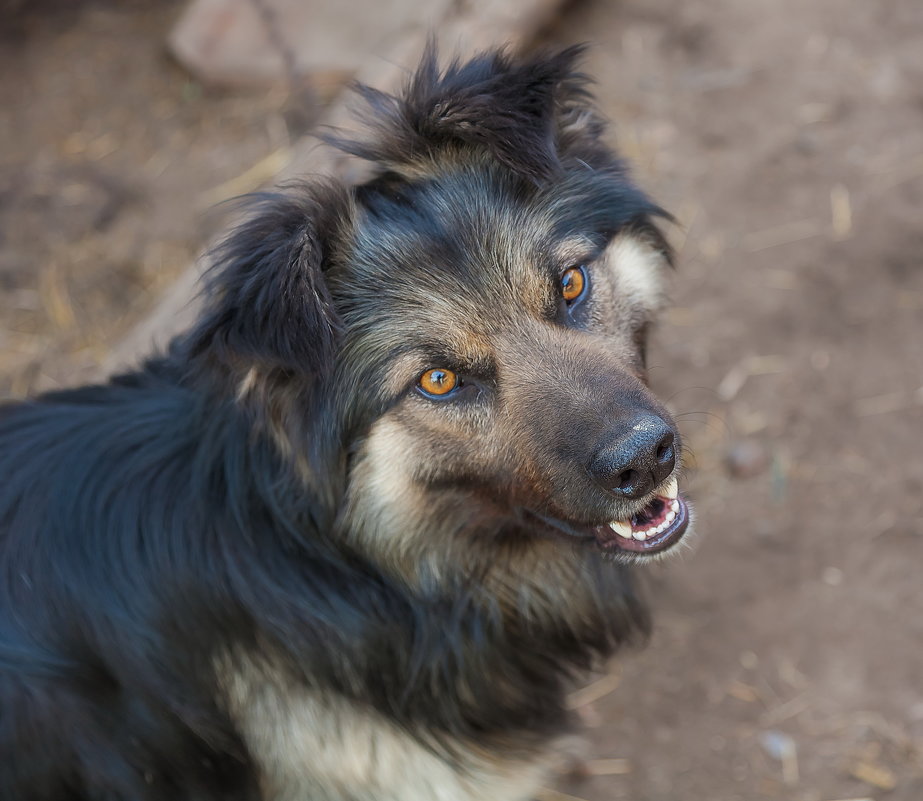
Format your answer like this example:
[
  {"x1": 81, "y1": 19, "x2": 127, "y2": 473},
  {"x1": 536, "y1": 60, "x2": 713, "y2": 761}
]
[
  {"x1": 235, "y1": 367, "x2": 314, "y2": 483},
  {"x1": 343, "y1": 417, "x2": 424, "y2": 572},
  {"x1": 236, "y1": 366, "x2": 260, "y2": 402},
  {"x1": 221, "y1": 656, "x2": 559, "y2": 801},
  {"x1": 552, "y1": 235, "x2": 597, "y2": 269},
  {"x1": 605, "y1": 234, "x2": 668, "y2": 313},
  {"x1": 380, "y1": 353, "x2": 430, "y2": 398},
  {"x1": 446, "y1": 329, "x2": 494, "y2": 370}
]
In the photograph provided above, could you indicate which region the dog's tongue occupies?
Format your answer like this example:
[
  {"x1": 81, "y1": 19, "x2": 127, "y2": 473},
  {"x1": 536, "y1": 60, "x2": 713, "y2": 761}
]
[{"x1": 596, "y1": 478, "x2": 688, "y2": 554}]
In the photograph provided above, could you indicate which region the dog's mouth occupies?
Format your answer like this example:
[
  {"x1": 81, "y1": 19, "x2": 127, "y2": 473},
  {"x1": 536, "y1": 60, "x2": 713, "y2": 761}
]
[
  {"x1": 527, "y1": 476, "x2": 690, "y2": 558},
  {"x1": 593, "y1": 477, "x2": 689, "y2": 555}
]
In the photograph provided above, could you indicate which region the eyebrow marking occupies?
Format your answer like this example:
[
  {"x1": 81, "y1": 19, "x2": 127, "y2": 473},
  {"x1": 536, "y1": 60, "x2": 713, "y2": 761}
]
[
  {"x1": 606, "y1": 234, "x2": 668, "y2": 312},
  {"x1": 552, "y1": 235, "x2": 599, "y2": 268}
]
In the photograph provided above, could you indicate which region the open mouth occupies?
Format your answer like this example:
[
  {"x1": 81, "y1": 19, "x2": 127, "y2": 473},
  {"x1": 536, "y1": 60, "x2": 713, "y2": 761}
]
[
  {"x1": 592, "y1": 476, "x2": 689, "y2": 555},
  {"x1": 528, "y1": 476, "x2": 690, "y2": 558}
]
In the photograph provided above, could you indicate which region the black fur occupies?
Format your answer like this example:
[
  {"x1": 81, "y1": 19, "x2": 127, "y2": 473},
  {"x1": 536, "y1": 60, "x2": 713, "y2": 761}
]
[
  {"x1": 0, "y1": 47, "x2": 665, "y2": 800},
  {"x1": 328, "y1": 44, "x2": 614, "y2": 182}
]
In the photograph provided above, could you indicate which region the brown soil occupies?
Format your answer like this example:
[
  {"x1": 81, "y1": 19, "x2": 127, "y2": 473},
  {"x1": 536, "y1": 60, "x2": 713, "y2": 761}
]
[
  {"x1": 0, "y1": 0, "x2": 296, "y2": 394},
  {"x1": 2, "y1": 2, "x2": 922, "y2": 800}
]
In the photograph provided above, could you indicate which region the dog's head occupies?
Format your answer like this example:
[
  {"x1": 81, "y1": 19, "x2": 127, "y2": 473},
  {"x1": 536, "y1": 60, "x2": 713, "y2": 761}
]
[{"x1": 190, "y1": 46, "x2": 690, "y2": 597}]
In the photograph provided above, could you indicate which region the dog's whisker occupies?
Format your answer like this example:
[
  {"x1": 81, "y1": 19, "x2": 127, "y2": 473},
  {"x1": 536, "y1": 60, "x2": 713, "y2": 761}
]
[{"x1": 673, "y1": 410, "x2": 733, "y2": 437}]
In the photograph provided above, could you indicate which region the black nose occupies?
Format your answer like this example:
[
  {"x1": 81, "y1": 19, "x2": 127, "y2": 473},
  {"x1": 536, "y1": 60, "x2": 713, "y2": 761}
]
[{"x1": 588, "y1": 416, "x2": 676, "y2": 499}]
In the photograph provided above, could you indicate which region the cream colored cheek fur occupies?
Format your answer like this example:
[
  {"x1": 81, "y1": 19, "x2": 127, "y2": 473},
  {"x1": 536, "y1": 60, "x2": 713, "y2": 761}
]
[
  {"x1": 604, "y1": 234, "x2": 668, "y2": 313},
  {"x1": 341, "y1": 417, "x2": 420, "y2": 554}
]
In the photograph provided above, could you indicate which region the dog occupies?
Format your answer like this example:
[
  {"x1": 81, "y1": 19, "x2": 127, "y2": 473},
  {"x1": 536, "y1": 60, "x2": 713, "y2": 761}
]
[{"x1": 0, "y1": 46, "x2": 691, "y2": 800}]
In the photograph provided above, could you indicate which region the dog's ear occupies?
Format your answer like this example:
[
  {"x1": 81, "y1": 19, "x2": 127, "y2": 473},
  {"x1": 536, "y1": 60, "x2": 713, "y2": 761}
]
[
  {"x1": 328, "y1": 44, "x2": 614, "y2": 183},
  {"x1": 551, "y1": 56, "x2": 621, "y2": 173},
  {"x1": 186, "y1": 186, "x2": 345, "y2": 380},
  {"x1": 182, "y1": 186, "x2": 351, "y2": 524}
]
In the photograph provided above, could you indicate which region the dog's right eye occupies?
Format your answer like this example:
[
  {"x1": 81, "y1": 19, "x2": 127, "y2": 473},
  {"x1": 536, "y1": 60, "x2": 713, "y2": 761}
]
[
  {"x1": 418, "y1": 369, "x2": 459, "y2": 398},
  {"x1": 559, "y1": 266, "x2": 588, "y2": 304}
]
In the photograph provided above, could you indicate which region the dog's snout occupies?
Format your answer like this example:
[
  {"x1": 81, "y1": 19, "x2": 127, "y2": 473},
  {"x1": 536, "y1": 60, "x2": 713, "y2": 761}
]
[{"x1": 588, "y1": 416, "x2": 676, "y2": 499}]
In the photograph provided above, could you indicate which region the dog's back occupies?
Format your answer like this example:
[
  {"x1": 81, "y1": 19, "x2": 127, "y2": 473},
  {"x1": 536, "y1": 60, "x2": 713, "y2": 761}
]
[{"x1": 0, "y1": 368, "x2": 264, "y2": 797}]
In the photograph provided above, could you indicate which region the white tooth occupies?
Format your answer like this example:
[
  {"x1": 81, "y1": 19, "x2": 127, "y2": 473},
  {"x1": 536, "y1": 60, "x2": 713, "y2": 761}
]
[
  {"x1": 671, "y1": 499, "x2": 680, "y2": 512},
  {"x1": 609, "y1": 520, "x2": 633, "y2": 539},
  {"x1": 656, "y1": 522, "x2": 667, "y2": 534},
  {"x1": 665, "y1": 510, "x2": 676, "y2": 524},
  {"x1": 632, "y1": 529, "x2": 648, "y2": 541},
  {"x1": 662, "y1": 476, "x2": 679, "y2": 500}
]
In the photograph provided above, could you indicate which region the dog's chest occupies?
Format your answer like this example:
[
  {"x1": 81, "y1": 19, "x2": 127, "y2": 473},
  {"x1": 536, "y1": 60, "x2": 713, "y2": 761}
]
[{"x1": 222, "y1": 663, "x2": 557, "y2": 801}]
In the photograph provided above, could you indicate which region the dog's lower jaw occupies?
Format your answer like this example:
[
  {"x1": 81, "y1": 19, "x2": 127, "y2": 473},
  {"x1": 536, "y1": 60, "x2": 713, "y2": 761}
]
[{"x1": 220, "y1": 657, "x2": 570, "y2": 801}]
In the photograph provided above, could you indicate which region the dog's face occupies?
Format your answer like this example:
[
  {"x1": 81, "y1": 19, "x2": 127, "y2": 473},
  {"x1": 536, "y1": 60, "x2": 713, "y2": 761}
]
[
  {"x1": 332, "y1": 162, "x2": 689, "y2": 587},
  {"x1": 195, "y1": 47, "x2": 690, "y2": 597}
]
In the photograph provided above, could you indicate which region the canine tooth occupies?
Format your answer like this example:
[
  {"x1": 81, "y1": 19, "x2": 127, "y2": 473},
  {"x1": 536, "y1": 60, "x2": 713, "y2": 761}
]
[
  {"x1": 665, "y1": 510, "x2": 676, "y2": 524},
  {"x1": 670, "y1": 499, "x2": 680, "y2": 513},
  {"x1": 662, "y1": 476, "x2": 679, "y2": 500},
  {"x1": 609, "y1": 520, "x2": 633, "y2": 539}
]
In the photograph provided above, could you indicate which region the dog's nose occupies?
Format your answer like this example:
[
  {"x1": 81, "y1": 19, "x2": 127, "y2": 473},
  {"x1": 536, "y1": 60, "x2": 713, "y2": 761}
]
[{"x1": 588, "y1": 416, "x2": 676, "y2": 499}]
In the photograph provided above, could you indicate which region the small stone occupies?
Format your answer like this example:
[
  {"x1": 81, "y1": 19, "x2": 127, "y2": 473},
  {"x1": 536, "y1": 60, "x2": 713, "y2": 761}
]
[
  {"x1": 821, "y1": 566, "x2": 844, "y2": 586},
  {"x1": 760, "y1": 729, "x2": 795, "y2": 761},
  {"x1": 725, "y1": 439, "x2": 770, "y2": 479},
  {"x1": 739, "y1": 650, "x2": 759, "y2": 669}
]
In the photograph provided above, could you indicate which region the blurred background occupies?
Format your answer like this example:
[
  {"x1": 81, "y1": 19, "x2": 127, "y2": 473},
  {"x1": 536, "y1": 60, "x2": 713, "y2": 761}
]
[{"x1": 1, "y1": 1, "x2": 921, "y2": 799}]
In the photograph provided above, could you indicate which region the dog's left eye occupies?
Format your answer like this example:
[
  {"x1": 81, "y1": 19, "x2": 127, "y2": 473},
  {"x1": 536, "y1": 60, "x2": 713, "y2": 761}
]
[
  {"x1": 560, "y1": 266, "x2": 587, "y2": 304},
  {"x1": 418, "y1": 368, "x2": 460, "y2": 398}
]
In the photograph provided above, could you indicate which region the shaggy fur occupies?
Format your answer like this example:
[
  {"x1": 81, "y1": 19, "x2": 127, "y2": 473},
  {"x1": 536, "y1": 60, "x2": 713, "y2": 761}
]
[{"x1": 0, "y1": 46, "x2": 684, "y2": 800}]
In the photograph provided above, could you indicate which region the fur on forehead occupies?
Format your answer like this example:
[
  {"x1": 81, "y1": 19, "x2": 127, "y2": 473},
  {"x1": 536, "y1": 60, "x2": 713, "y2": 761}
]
[{"x1": 326, "y1": 43, "x2": 614, "y2": 182}]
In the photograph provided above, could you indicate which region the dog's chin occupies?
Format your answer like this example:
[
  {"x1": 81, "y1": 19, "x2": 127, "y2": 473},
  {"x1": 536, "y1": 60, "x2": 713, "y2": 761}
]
[{"x1": 526, "y1": 477, "x2": 692, "y2": 563}]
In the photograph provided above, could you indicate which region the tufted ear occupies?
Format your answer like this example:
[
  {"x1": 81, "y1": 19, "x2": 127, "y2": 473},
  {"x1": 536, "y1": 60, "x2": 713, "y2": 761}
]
[
  {"x1": 327, "y1": 43, "x2": 616, "y2": 182},
  {"x1": 186, "y1": 185, "x2": 348, "y2": 381}
]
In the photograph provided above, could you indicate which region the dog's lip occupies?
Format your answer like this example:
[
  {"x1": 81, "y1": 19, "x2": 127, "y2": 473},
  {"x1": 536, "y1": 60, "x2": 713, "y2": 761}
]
[{"x1": 525, "y1": 478, "x2": 690, "y2": 557}]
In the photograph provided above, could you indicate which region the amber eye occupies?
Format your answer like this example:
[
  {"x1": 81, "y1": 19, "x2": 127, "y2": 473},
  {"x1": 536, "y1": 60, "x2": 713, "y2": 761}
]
[
  {"x1": 418, "y1": 368, "x2": 459, "y2": 397},
  {"x1": 560, "y1": 266, "x2": 586, "y2": 302}
]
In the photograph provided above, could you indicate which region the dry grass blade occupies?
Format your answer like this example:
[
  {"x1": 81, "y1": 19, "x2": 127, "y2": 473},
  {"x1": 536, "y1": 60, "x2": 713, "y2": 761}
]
[
  {"x1": 198, "y1": 147, "x2": 291, "y2": 207},
  {"x1": 717, "y1": 355, "x2": 787, "y2": 401},
  {"x1": 830, "y1": 183, "x2": 852, "y2": 239},
  {"x1": 824, "y1": 798, "x2": 875, "y2": 801},
  {"x1": 743, "y1": 219, "x2": 824, "y2": 251},
  {"x1": 585, "y1": 758, "x2": 631, "y2": 775},
  {"x1": 853, "y1": 391, "x2": 912, "y2": 417},
  {"x1": 39, "y1": 267, "x2": 76, "y2": 331},
  {"x1": 727, "y1": 681, "x2": 761, "y2": 703},
  {"x1": 565, "y1": 671, "x2": 621, "y2": 709},
  {"x1": 848, "y1": 761, "x2": 896, "y2": 791},
  {"x1": 536, "y1": 789, "x2": 592, "y2": 801}
]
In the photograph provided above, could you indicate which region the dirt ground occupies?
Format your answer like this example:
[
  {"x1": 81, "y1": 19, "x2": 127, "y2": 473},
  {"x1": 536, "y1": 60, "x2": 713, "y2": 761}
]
[{"x1": 2, "y1": 1, "x2": 922, "y2": 800}]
